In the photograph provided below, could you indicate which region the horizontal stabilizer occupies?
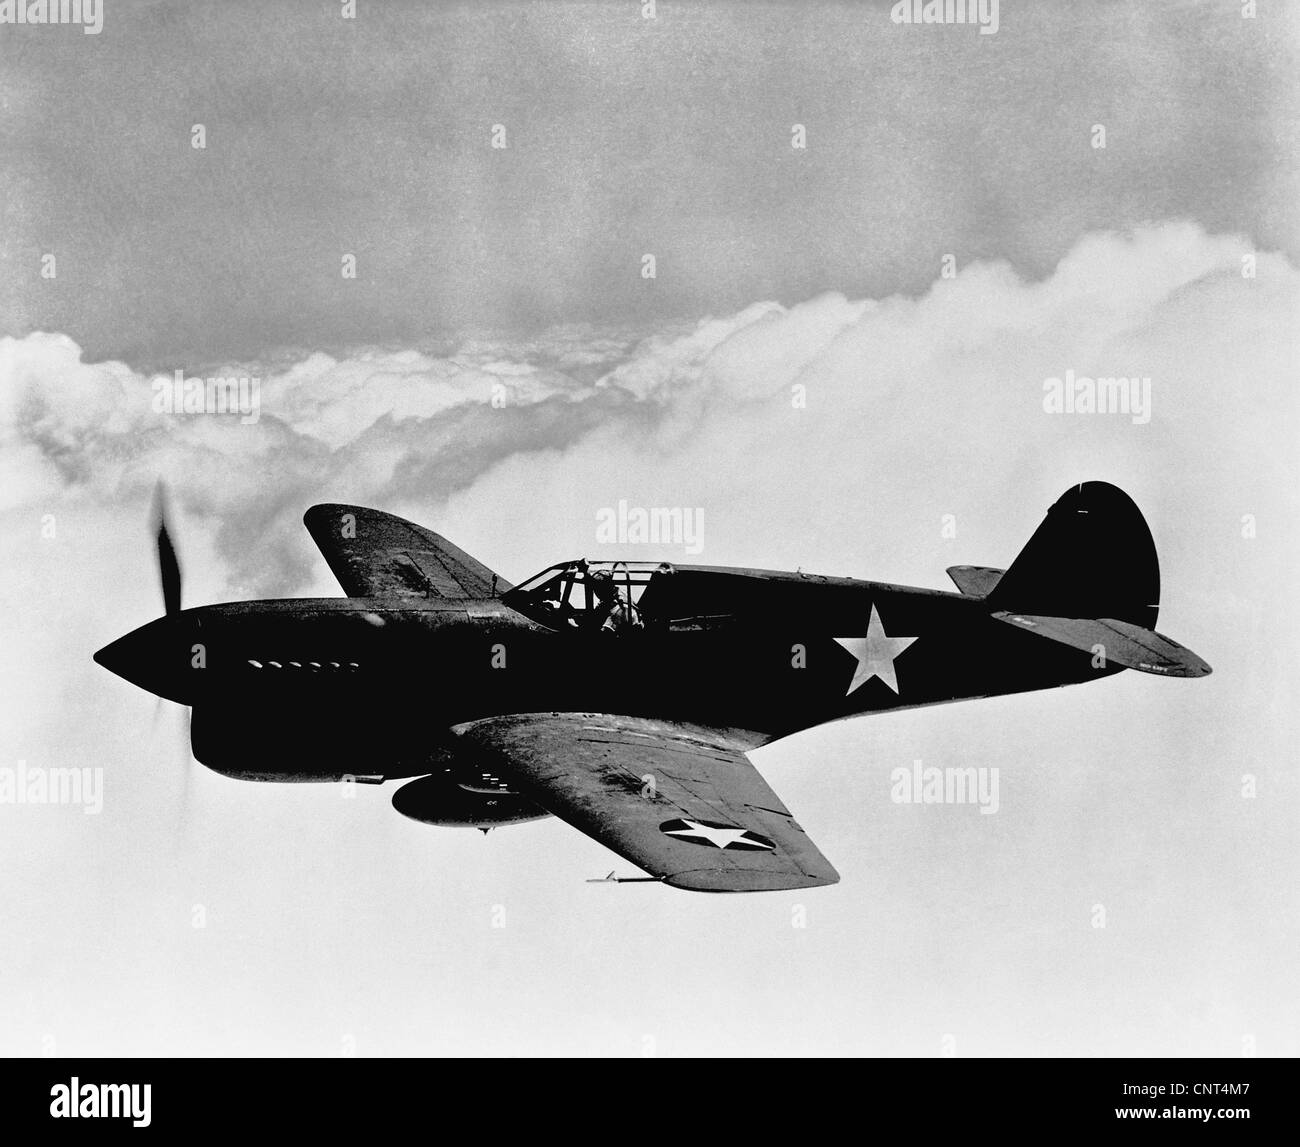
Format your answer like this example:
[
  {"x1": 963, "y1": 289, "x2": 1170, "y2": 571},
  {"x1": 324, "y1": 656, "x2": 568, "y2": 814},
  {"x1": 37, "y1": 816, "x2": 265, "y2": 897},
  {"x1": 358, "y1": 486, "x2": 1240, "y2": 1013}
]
[
  {"x1": 947, "y1": 565, "x2": 1005, "y2": 598},
  {"x1": 992, "y1": 611, "x2": 1211, "y2": 678}
]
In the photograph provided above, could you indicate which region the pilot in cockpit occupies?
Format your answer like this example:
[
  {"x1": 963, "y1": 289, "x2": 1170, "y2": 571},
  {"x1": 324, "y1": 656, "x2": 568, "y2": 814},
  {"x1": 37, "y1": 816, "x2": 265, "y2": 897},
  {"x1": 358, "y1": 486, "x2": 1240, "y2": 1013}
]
[{"x1": 588, "y1": 568, "x2": 635, "y2": 634}]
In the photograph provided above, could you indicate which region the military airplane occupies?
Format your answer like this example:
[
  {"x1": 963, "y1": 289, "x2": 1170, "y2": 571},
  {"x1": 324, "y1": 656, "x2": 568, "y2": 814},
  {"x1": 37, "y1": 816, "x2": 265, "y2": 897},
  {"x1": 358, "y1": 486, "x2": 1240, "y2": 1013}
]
[{"x1": 95, "y1": 480, "x2": 1211, "y2": 892}]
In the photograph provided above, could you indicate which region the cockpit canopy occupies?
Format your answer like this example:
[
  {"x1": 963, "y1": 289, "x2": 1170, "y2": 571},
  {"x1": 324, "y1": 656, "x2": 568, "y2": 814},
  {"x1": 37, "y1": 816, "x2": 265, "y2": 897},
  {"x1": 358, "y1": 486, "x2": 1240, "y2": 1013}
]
[
  {"x1": 502, "y1": 560, "x2": 671, "y2": 632},
  {"x1": 502, "y1": 558, "x2": 873, "y2": 633}
]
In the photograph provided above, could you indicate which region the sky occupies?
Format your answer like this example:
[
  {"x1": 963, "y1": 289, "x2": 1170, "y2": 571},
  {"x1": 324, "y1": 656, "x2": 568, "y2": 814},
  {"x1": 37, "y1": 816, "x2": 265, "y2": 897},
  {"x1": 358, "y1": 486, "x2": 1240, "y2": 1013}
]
[{"x1": 0, "y1": 0, "x2": 1297, "y2": 1057}]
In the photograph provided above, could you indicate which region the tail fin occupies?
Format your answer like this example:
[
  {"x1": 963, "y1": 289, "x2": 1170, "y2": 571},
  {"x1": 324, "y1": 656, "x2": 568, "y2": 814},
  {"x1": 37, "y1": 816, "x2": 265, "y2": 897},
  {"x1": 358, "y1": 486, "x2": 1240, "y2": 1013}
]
[{"x1": 987, "y1": 481, "x2": 1159, "y2": 629}]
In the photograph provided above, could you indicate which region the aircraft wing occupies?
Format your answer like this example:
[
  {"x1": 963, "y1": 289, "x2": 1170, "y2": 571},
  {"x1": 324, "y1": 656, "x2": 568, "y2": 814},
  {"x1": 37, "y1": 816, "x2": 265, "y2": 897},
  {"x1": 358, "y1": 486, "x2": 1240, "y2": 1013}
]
[
  {"x1": 303, "y1": 503, "x2": 510, "y2": 599},
  {"x1": 453, "y1": 713, "x2": 840, "y2": 892}
]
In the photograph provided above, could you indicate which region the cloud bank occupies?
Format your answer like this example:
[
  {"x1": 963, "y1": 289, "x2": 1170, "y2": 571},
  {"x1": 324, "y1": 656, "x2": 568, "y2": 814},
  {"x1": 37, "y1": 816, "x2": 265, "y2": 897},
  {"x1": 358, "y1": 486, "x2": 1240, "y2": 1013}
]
[{"x1": 1, "y1": 221, "x2": 1294, "y2": 598}]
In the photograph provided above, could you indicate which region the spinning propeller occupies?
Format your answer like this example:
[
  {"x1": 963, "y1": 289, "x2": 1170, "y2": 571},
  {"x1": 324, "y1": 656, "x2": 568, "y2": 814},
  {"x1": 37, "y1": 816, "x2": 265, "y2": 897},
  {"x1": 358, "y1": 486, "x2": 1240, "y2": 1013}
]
[{"x1": 148, "y1": 483, "x2": 194, "y2": 798}]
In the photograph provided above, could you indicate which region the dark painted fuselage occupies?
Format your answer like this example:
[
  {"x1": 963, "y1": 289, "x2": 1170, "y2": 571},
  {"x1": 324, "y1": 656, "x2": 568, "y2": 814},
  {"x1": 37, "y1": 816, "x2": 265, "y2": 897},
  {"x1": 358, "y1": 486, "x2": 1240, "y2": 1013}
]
[{"x1": 96, "y1": 577, "x2": 1114, "y2": 782}]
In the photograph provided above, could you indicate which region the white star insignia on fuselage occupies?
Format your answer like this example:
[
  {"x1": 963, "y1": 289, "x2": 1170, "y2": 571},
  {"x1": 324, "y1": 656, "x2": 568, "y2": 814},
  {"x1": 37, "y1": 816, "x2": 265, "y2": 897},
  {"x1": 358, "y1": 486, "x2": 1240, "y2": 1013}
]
[{"x1": 834, "y1": 604, "x2": 918, "y2": 696}]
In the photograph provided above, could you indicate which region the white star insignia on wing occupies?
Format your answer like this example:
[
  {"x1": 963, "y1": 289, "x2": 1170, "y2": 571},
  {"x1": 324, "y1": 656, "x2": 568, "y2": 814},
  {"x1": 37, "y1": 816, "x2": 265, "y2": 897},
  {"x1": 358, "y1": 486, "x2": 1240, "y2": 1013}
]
[
  {"x1": 662, "y1": 820, "x2": 773, "y2": 850},
  {"x1": 834, "y1": 604, "x2": 918, "y2": 696}
]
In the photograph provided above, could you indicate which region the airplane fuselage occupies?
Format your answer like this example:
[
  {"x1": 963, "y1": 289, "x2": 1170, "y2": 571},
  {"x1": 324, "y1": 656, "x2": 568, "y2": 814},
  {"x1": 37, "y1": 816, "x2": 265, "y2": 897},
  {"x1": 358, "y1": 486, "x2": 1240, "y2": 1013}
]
[{"x1": 97, "y1": 579, "x2": 1114, "y2": 783}]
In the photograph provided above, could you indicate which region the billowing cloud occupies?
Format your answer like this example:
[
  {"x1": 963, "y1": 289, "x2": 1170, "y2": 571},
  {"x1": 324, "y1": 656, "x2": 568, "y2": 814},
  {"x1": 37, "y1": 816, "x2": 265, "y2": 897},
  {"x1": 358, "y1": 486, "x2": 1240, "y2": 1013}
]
[{"x1": 1, "y1": 220, "x2": 1294, "y2": 601}]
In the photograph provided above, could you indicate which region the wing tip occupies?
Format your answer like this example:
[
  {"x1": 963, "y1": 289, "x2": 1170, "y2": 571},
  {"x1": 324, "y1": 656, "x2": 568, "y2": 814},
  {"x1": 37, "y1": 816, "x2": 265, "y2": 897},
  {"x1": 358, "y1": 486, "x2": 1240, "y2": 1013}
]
[
  {"x1": 664, "y1": 867, "x2": 841, "y2": 893},
  {"x1": 303, "y1": 502, "x2": 359, "y2": 528}
]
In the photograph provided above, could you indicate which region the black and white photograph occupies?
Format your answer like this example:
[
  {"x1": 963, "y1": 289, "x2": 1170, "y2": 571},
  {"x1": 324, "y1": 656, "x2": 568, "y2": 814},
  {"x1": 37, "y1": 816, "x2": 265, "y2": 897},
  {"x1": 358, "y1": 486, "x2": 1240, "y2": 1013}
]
[{"x1": 0, "y1": 0, "x2": 1295, "y2": 1116}]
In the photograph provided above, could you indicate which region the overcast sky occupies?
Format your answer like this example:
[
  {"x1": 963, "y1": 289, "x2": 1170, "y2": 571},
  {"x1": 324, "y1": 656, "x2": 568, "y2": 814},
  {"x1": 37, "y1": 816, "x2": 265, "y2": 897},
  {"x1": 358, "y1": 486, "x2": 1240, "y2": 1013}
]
[
  {"x1": 1, "y1": 0, "x2": 1297, "y2": 1056},
  {"x1": 3, "y1": 0, "x2": 1296, "y2": 367}
]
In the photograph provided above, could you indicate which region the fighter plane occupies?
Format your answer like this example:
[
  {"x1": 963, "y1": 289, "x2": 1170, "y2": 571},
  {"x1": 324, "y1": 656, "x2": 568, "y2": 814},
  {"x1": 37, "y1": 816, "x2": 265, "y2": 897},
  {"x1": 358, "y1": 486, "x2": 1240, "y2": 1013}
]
[{"x1": 94, "y1": 480, "x2": 1211, "y2": 892}]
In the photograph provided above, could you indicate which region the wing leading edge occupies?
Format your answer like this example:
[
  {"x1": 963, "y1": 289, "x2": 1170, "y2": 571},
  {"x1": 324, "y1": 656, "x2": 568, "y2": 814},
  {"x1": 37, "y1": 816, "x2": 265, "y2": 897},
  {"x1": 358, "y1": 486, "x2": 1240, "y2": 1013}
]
[{"x1": 453, "y1": 713, "x2": 840, "y2": 892}]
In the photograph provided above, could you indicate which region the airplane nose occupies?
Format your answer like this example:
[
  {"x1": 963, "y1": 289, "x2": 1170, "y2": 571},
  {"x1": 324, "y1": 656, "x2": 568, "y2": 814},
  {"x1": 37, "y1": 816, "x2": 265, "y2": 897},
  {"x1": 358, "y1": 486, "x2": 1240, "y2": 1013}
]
[{"x1": 94, "y1": 617, "x2": 194, "y2": 704}]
